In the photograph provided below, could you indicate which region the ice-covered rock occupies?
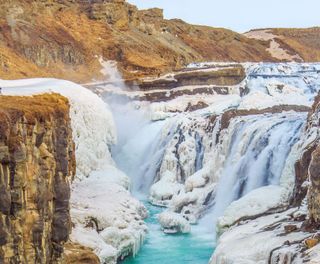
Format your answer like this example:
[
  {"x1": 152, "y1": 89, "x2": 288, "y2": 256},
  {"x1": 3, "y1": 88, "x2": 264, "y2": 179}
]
[
  {"x1": 217, "y1": 185, "x2": 289, "y2": 231},
  {"x1": 150, "y1": 171, "x2": 184, "y2": 207},
  {"x1": 211, "y1": 207, "x2": 310, "y2": 264},
  {"x1": 158, "y1": 211, "x2": 191, "y2": 234},
  {"x1": 0, "y1": 78, "x2": 116, "y2": 179},
  {"x1": 147, "y1": 114, "x2": 219, "y2": 219},
  {"x1": 70, "y1": 168, "x2": 148, "y2": 262}
]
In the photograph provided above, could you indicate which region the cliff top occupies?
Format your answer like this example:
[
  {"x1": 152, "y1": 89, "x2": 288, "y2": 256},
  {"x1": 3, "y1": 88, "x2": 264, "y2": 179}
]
[{"x1": 0, "y1": 94, "x2": 69, "y2": 124}]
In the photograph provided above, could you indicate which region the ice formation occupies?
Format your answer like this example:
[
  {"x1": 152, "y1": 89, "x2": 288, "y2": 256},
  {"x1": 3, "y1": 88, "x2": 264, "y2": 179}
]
[
  {"x1": 101, "y1": 63, "x2": 320, "y2": 239},
  {"x1": 158, "y1": 211, "x2": 191, "y2": 234},
  {"x1": 210, "y1": 206, "x2": 310, "y2": 264}
]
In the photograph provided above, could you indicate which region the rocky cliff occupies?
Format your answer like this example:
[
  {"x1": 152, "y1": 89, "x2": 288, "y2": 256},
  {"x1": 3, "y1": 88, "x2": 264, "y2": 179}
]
[
  {"x1": 0, "y1": 0, "x2": 319, "y2": 82},
  {"x1": 305, "y1": 94, "x2": 320, "y2": 224},
  {"x1": 0, "y1": 94, "x2": 76, "y2": 263}
]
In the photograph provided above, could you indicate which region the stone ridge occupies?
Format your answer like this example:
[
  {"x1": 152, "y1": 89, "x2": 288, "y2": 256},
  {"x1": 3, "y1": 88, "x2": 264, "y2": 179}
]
[
  {"x1": 0, "y1": 94, "x2": 76, "y2": 263},
  {"x1": 2, "y1": 0, "x2": 317, "y2": 82}
]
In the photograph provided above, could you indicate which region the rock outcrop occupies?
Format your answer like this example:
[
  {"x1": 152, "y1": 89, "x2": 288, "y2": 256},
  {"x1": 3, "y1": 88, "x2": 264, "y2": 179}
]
[
  {"x1": 61, "y1": 242, "x2": 100, "y2": 264},
  {"x1": 136, "y1": 64, "x2": 246, "y2": 91},
  {"x1": 0, "y1": 94, "x2": 76, "y2": 263}
]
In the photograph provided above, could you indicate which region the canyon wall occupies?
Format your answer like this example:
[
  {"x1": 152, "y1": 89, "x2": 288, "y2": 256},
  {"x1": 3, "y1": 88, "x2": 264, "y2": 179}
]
[
  {"x1": 0, "y1": 94, "x2": 76, "y2": 263},
  {"x1": 289, "y1": 93, "x2": 320, "y2": 222},
  {"x1": 306, "y1": 94, "x2": 320, "y2": 224}
]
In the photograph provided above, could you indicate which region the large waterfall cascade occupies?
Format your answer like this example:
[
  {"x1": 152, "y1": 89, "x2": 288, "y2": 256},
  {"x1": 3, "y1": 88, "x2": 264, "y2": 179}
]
[{"x1": 100, "y1": 62, "x2": 320, "y2": 263}]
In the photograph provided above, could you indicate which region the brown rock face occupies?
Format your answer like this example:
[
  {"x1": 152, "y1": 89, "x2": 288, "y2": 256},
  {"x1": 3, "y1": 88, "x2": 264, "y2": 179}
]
[
  {"x1": 289, "y1": 94, "x2": 320, "y2": 223},
  {"x1": 291, "y1": 145, "x2": 316, "y2": 206},
  {"x1": 308, "y1": 145, "x2": 320, "y2": 222},
  {"x1": 220, "y1": 105, "x2": 311, "y2": 130},
  {"x1": 0, "y1": 94, "x2": 76, "y2": 263},
  {"x1": 61, "y1": 242, "x2": 100, "y2": 264},
  {"x1": 290, "y1": 95, "x2": 320, "y2": 207},
  {"x1": 136, "y1": 65, "x2": 246, "y2": 91}
]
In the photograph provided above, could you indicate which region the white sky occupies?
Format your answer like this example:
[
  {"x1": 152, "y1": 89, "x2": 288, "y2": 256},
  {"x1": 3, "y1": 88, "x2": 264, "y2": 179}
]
[{"x1": 128, "y1": 0, "x2": 320, "y2": 33}]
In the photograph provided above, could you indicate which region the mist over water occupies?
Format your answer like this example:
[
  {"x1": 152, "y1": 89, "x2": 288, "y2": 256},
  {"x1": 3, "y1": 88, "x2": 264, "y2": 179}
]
[{"x1": 100, "y1": 63, "x2": 166, "y2": 196}]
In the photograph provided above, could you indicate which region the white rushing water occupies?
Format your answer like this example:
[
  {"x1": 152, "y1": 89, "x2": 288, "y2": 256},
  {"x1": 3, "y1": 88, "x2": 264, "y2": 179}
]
[{"x1": 200, "y1": 112, "x2": 305, "y2": 231}]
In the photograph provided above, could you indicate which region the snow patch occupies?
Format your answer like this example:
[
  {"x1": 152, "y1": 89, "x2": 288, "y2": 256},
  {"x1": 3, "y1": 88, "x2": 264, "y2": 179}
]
[{"x1": 217, "y1": 185, "x2": 288, "y2": 230}]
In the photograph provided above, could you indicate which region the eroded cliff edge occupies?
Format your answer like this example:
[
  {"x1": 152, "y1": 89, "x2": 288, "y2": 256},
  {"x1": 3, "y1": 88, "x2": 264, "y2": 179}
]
[{"x1": 0, "y1": 94, "x2": 97, "y2": 263}]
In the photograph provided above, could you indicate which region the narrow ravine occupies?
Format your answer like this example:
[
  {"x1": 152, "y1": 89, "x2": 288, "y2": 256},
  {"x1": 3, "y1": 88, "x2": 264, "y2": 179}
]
[{"x1": 123, "y1": 202, "x2": 214, "y2": 264}]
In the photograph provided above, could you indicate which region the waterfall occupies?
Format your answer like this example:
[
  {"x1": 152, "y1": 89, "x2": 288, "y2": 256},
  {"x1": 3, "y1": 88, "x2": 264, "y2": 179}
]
[
  {"x1": 95, "y1": 62, "x2": 319, "y2": 263},
  {"x1": 195, "y1": 132, "x2": 205, "y2": 172},
  {"x1": 200, "y1": 112, "x2": 306, "y2": 230},
  {"x1": 113, "y1": 117, "x2": 169, "y2": 195},
  {"x1": 103, "y1": 87, "x2": 176, "y2": 197}
]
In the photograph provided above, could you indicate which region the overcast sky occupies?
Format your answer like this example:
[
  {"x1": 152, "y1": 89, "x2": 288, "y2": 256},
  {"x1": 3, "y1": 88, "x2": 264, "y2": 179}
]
[{"x1": 128, "y1": 0, "x2": 320, "y2": 33}]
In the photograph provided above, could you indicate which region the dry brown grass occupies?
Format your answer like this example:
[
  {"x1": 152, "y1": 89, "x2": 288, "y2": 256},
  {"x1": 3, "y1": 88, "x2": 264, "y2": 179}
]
[
  {"x1": 0, "y1": 94, "x2": 69, "y2": 123},
  {"x1": 270, "y1": 28, "x2": 320, "y2": 61}
]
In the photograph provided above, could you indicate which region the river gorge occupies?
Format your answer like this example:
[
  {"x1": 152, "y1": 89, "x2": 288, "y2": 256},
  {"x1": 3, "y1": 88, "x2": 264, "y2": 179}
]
[{"x1": 1, "y1": 62, "x2": 320, "y2": 263}]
